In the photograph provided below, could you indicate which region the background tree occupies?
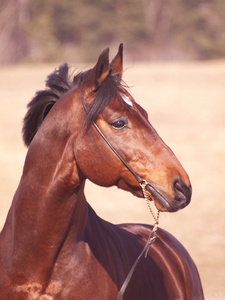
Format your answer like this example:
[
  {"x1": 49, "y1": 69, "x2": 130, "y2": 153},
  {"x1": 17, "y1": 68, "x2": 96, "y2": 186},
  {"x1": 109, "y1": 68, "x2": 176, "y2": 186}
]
[{"x1": 1, "y1": 0, "x2": 225, "y2": 64}]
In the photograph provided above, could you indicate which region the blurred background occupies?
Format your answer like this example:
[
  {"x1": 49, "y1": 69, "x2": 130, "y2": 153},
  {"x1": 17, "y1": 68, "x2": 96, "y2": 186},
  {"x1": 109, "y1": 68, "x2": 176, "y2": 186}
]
[
  {"x1": 0, "y1": 1, "x2": 225, "y2": 299},
  {"x1": 1, "y1": 0, "x2": 225, "y2": 64}
]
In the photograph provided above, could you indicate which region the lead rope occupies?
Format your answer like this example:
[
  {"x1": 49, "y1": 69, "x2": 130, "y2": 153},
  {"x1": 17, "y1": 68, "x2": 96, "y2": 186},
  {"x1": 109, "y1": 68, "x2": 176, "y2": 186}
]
[
  {"x1": 80, "y1": 88, "x2": 160, "y2": 299},
  {"x1": 118, "y1": 180, "x2": 160, "y2": 300}
]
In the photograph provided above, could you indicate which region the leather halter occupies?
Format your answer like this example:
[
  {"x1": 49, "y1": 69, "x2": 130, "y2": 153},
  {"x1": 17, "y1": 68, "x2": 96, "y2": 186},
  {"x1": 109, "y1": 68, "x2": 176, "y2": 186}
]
[
  {"x1": 80, "y1": 88, "x2": 145, "y2": 185},
  {"x1": 80, "y1": 88, "x2": 159, "y2": 300}
]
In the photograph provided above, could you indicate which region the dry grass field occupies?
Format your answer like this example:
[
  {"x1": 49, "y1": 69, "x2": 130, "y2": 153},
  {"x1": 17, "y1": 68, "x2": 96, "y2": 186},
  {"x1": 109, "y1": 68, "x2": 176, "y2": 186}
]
[{"x1": 0, "y1": 60, "x2": 225, "y2": 299}]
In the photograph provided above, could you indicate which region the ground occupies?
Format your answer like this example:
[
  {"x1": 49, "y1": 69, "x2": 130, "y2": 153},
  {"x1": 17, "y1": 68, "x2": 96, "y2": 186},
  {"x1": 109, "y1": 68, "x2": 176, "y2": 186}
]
[{"x1": 0, "y1": 61, "x2": 225, "y2": 299}]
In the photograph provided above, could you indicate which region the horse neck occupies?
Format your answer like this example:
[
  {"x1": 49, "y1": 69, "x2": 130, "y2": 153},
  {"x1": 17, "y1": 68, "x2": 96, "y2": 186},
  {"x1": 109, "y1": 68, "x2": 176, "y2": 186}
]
[{"x1": 2, "y1": 92, "x2": 89, "y2": 279}]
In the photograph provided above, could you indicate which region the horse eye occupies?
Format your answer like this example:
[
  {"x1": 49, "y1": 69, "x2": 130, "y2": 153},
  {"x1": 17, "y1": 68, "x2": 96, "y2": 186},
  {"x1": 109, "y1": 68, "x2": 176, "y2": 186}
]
[{"x1": 111, "y1": 119, "x2": 127, "y2": 130}]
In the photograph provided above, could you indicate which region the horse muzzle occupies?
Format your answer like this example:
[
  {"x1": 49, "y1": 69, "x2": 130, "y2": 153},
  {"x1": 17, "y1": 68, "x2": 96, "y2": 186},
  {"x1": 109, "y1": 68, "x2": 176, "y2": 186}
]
[{"x1": 146, "y1": 178, "x2": 192, "y2": 212}]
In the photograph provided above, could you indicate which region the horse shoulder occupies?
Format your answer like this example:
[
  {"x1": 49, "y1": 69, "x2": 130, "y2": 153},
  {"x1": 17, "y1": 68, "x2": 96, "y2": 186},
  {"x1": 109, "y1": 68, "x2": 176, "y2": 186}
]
[{"x1": 118, "y1": 223, "x2": 204, "y2": 299}]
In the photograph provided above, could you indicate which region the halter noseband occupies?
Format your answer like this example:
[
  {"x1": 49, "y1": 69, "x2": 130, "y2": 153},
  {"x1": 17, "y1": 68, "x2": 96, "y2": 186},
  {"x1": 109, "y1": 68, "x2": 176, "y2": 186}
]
[{"x1": 80, "y1": 88, "x2": 159, "y2": 300}]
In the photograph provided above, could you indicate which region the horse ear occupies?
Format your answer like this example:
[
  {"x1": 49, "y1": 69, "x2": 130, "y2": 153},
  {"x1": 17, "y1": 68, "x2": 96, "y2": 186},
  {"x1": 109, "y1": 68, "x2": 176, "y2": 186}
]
[
  {"x1": 110, "y1": 43, "x2": 123, "y2": 80},
  {"x1": 89, "y1": 47, "x2": 110, "y2": 89}
]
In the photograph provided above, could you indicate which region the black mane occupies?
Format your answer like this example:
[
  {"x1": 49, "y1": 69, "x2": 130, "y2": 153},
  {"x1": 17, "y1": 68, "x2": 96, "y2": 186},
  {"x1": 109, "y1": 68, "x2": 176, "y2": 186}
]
[
  {"x1": 22, "y1": 63, "x2": 72, "y2": 146},
  {"x1": 22, "y1": 63, "x2": 122, "y2": 147}
]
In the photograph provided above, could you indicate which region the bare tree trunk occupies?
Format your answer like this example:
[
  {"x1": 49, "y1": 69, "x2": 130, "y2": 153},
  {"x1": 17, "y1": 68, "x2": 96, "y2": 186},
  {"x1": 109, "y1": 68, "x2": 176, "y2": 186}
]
[
  {"x1": 142, "y1": 0, "x2": 175, "y2": 59},
  {"x1": 0, "y1": 0, "x2": 30, "y2": 65}
]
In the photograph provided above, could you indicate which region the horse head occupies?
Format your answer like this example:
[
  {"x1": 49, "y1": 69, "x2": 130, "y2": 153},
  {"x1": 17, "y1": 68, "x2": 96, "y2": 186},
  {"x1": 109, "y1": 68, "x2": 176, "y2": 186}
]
[
  {"x1": 22, "y1": 44, "x2": 191, "y2": 213},
  {"x1": 74, "y1": 44, "x2": 192, "y2": 212}
]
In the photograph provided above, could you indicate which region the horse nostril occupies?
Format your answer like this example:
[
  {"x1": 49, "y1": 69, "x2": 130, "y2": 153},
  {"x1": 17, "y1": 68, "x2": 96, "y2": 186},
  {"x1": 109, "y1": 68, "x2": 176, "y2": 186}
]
[{"x1": 173, "y1": 178, "x2": 192, "y2": 207}]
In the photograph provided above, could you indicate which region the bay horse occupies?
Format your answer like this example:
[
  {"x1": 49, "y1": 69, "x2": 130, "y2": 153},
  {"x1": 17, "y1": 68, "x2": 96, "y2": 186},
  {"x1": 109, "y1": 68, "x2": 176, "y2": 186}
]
[{"x1": 0, "y1": 44, "x2": 204, "y2": 299}]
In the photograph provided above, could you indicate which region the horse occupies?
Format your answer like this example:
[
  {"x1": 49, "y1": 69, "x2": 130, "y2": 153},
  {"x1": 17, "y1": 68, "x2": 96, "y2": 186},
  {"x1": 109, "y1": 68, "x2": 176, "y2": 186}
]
[{"x1": 0, "y1": 44, "x2": 204, "y2": 299}]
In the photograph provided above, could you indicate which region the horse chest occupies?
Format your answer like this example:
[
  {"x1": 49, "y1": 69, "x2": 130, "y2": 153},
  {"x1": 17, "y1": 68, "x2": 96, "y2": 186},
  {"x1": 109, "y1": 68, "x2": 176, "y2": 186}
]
[
  {"x1": 8, "y1": 260, "x2": 117, "y2": 300},
  {"x1": 42, "y1": 244, "x2": 118, "y2": 299}
]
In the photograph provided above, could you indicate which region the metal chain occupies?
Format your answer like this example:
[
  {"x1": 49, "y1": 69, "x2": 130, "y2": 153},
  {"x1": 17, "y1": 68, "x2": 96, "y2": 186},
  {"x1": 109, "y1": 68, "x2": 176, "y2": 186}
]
[
  {"x1": 118, "y1": 181, "x2": 160, "y2": 300},
  {"x1": 140, "y1": 180, "x2": 160, "y2": 222},
  {"x1": 140, "y1": 180, "x2": 160, "y2": 257}
]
